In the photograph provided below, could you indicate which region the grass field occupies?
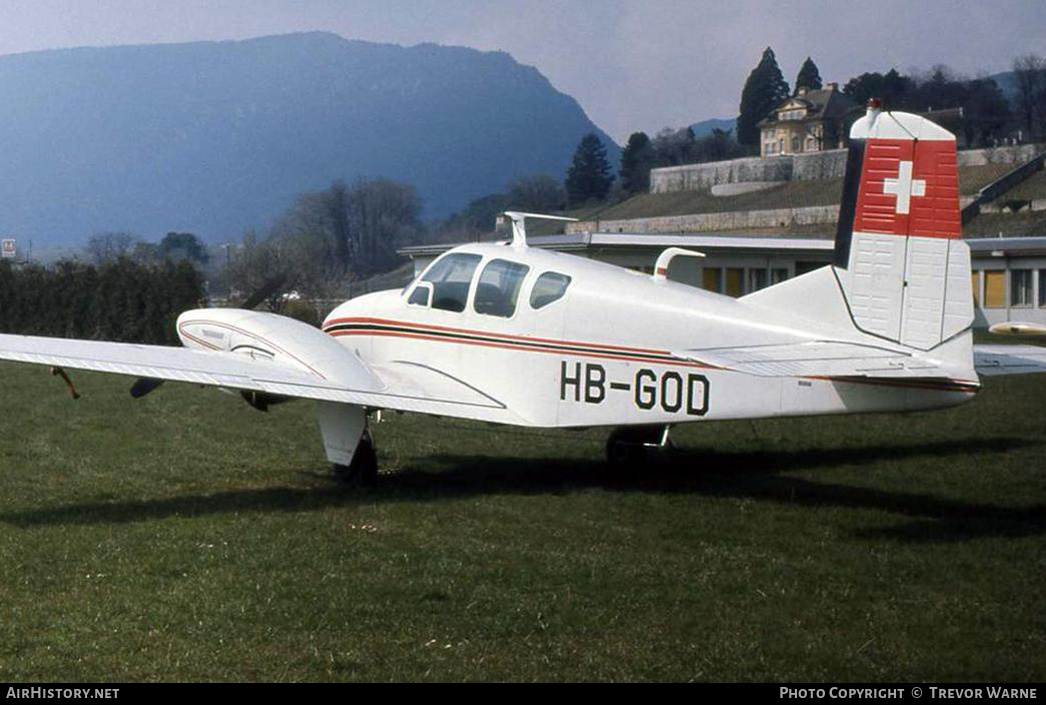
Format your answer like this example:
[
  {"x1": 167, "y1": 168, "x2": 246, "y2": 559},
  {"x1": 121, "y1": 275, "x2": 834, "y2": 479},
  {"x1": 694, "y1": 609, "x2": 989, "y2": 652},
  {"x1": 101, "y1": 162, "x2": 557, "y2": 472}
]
[{"x1": 0, "y1": 361, "x2": 1044, "y2": 682}]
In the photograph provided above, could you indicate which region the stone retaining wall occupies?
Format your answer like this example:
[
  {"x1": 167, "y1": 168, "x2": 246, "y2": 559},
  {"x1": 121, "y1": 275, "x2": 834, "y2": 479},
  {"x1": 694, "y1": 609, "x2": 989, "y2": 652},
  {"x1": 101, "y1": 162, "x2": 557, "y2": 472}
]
[{"x1": 649, "y1": 143, "x2": 1045, "y2": 195}]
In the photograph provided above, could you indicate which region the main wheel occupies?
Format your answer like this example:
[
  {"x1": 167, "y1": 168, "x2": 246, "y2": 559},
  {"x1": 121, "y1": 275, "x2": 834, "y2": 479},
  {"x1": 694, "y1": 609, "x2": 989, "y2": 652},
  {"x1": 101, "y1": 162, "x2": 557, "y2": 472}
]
[
  {"x1": 605, "y1": 428, "x2": 648, "y2": 469},
  {"x1": 333, "y1": 429, "x2": 379, "y2": 486}
]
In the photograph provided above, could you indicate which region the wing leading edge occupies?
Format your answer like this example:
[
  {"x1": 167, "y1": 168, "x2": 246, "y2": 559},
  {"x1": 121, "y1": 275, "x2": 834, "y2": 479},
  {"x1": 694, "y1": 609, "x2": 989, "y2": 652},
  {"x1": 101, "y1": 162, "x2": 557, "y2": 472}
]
[{"x1": 0, "y1": 333, "x2": 523, "y2": 424}]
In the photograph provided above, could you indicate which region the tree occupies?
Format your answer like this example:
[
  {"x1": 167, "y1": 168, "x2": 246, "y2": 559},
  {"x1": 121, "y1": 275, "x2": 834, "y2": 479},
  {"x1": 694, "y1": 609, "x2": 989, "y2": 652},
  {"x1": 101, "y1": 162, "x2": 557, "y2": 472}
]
[
  {"x1": 158, "y1": 232, "x2": 209, "y2": 264},
  {"x1": 619, "y1": 132, "x2": 655, "y2": 194},
  {"x1": 434, "y1": 193, "x2": 511, "y2": 243},
  {"x1": 908, "y1": 64, "x2": 966, "y2": 112},
  {"x1": 1012, "y1": 54, "x2": 1046, "y2": 138},
  {"x1": 261, "y1": 177, "x2": 423, "y2": 300},
  {"x1": 794, "y1": 57, "x2": 823, "y2": 94},
  {"x1": 349, "y1": 178, "x2": 422, "y2": 275},
  {"x1": 736, "y1": 47, "x2": 790, "y2": 148},
  {"x1": 84, "y1": 232, "x2": 138, "y2": 264},
  {"x1": 565, "y1": 133, "x2": 614, "y2": 205},
  {"x1": 961, "y1": 78, "x2": 1011, "y2": 146},
  {"x1": 651, "y1": 127, "x2": 697, "y2": 167},
  {"x1": 843, "y1": 69, "x2": 914, "y2": 111},
  {"x1": 692, "y1": 128, "x2": 745, "y2": 163},
  {"x1": 506, "y1": 175, "x2": 566, "y2": 212}
]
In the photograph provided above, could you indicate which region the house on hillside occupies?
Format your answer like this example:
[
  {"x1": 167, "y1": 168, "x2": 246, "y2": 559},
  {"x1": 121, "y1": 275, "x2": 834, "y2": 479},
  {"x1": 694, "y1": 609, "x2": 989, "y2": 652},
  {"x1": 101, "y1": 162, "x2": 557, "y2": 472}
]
[{"x1": 758, "y1": 83, "x2": 860, "y2": 157}]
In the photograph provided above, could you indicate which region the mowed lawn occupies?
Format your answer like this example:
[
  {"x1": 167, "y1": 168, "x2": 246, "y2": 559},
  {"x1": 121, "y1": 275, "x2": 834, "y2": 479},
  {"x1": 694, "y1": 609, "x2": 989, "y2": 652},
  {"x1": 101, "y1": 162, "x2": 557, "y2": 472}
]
[{"x1": 0, "y1": 361, "x2": 1043, "y2": 682}]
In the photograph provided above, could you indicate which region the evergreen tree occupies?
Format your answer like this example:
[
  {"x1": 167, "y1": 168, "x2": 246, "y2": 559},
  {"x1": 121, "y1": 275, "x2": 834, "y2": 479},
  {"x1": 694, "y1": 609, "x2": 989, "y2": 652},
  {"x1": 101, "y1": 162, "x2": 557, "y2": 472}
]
[
  {"x1": 565, "y1": 133, "x2": 615, "y2": 205},
  {"x1": 619, "y1": 132, "x2": 655, "y2": 194},
  {"x1": 794, "y1": 57, "x2": 823, "y2": 94},
  {"x1": 737, "y1": 47, "x2": 790, "y2": 148}
]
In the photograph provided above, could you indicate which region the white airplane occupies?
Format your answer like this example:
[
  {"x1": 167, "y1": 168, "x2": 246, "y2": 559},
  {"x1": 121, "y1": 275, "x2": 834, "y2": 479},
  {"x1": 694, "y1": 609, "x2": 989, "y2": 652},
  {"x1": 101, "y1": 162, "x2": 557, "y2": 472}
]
[{"x1": 1, "y1": 102, "x2": 1045, "y2": 483}]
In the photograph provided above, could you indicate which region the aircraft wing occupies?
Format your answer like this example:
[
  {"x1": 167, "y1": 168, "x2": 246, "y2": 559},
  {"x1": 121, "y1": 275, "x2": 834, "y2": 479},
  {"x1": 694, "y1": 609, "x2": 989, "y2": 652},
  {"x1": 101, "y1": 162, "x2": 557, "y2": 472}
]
[
  {"x1": 973, "y1": 344, "x2": 1046, "y2": 377},
  {"x1": 674, "y1": 341, "x2": 943, "y2": 378},
  {"x1": 0, "y1": 333, "x2": 522, "y2": 423}
]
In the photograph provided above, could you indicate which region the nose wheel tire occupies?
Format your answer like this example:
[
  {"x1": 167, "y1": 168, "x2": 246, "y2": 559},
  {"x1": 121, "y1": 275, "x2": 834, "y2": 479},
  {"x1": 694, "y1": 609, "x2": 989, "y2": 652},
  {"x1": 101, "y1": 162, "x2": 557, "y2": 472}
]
[{"x1": 333, "y1": 429, "x2": 379, "y2": 486}]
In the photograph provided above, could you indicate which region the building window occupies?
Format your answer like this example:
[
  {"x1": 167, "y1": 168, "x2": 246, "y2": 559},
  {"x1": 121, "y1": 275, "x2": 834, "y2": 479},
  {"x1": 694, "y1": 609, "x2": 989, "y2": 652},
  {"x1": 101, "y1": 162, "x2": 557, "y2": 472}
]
[
  {"x1": 1040, "y1": 270, "x2": 1046, "y2": 307},
  {"x1": 1011, "y1": 269, "x2": 1034, "y2": 307},
  {"x1": 702, "y1": 268, "x2": 722, "y2": 293},
  {"x1": 971, "y1": 271, "x2": 981, "y2": 307},
  {"x1": 791, "y1": 136, "x2": 800, "y2": 153},
  {"x1": 771, "y1": 268, "x2": 789, "y2": 285},
  {"x1": 984, "y1": 271, "x2": 1006, "y2": 309},
  {"x1": 748, "y1": 269, "x2": 768, "y2": 292},
  {"x1": 725, "y1": 268, "x2": 744, "y2": 297},
  {"x1": 795, "y1": 261, "x2": 824, "y2": 276}
]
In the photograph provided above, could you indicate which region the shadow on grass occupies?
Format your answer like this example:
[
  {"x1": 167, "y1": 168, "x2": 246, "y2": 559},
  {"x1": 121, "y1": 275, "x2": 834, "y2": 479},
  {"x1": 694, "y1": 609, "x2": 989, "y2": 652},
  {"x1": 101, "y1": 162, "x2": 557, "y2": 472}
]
[{"x1": 3, "y1": 437, "x2": 1043, "y2": 543}]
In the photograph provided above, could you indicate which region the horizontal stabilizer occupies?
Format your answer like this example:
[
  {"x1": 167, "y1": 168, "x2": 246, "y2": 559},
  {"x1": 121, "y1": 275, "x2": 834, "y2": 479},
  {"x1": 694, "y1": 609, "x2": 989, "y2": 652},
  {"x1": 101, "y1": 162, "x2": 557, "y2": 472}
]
[
  {"x1": 675, "y1": 340, "x2": 941, "y2": 378},
  {"x1": 973, "y1": 345, "x2": 1046, "y2": 377}
]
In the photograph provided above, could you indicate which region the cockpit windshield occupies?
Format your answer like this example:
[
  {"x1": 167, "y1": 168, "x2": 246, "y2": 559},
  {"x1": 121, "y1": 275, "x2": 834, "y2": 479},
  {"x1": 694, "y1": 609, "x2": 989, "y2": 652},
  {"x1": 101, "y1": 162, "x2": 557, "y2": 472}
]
[{"x1": 411, "y1": 253, "x2": 482, "y2": 312}]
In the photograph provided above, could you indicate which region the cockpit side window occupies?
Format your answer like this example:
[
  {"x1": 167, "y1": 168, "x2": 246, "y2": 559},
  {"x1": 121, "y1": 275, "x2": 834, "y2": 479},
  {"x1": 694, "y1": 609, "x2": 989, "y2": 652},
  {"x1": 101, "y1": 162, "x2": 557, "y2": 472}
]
[
  {"x1": 411, "y1": 253, "x2": 482, "y2": 312},
  {"x1": 474, "y1": 259, "x2": 530, "y2": 318},
  {"x1": 529, "y1": 271, "x2": 572, "y2": 309}
]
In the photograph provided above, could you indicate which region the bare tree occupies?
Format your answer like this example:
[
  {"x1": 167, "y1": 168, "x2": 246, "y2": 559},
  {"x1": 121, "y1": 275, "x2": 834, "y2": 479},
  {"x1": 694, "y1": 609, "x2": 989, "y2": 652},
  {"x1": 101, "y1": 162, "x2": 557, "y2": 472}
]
[
  {"x1": 84, "y1": 232, "x2": 138, "y2": 264},
  {"x1": 1012, "y1": 54, "x2": 1046, "y2": 138}
]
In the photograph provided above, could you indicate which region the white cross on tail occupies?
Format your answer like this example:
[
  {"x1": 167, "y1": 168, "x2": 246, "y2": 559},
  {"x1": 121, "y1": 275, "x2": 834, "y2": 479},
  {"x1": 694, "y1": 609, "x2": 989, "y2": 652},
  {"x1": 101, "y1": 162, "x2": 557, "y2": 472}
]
[{"x1": 882, "y1": 160, "x2": 926, "y2": 215}]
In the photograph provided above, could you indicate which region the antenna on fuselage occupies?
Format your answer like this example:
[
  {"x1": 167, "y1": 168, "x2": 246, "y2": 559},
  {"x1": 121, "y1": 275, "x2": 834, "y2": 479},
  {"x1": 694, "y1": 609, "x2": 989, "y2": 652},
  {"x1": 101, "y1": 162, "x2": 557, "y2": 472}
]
[{"x1": 499, "y1": 211, "x2": 579, "y2": 249}]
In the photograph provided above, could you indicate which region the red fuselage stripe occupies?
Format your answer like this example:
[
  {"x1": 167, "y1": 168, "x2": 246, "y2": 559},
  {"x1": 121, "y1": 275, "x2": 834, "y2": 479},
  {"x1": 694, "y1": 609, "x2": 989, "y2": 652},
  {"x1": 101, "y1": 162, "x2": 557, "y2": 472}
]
[{"x1": 323, "y1": 316, "x2": 670, "y2": 355}]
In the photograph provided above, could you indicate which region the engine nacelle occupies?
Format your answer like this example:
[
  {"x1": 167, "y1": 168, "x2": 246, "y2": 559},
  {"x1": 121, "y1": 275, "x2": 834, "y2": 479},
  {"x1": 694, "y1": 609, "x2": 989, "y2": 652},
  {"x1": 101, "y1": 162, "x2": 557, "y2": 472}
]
[{"x1": 176, "y1": 308, "x2": 384, "y2": 392}]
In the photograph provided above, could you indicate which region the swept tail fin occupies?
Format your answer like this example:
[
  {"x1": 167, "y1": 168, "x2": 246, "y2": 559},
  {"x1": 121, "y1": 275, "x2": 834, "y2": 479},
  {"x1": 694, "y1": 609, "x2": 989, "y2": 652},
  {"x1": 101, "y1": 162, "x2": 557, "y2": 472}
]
[{"x1": 832, "y1": 103, "x2": 973, "y2": 351}]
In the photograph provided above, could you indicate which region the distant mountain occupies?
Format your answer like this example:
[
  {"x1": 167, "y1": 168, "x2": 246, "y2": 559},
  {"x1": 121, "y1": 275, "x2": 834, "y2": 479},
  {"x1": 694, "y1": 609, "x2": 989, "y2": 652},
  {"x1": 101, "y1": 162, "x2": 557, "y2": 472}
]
[
  {"x1": 0, "y1": 32, "x2": 619, "y2": 247},
  {"x1": 689, "y1": 118, "x2": 736, "y2": 138}
]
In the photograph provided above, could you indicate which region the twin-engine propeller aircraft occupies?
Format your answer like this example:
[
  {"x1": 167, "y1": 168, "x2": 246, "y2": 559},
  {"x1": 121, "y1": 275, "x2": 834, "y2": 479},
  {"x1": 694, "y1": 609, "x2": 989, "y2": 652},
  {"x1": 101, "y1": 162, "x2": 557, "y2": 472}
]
[{"x1": 2, "y1": 102, "x2": 1045, "y2": 483}]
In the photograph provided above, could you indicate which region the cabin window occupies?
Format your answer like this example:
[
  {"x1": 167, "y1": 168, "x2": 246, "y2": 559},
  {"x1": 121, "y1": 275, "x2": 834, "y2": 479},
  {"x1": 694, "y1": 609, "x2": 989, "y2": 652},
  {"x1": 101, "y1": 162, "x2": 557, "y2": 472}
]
[
  {"x1": 474, "y1": 259, "x2": 530, "y2": 318},
  {"x1": 408, "y1": 285, "x2": 431, "y2": 307},
  {"x1": 530, "y1": 272, "x2": 572, "y2": 309},
  {"x1": 414, "y1": 252, "x2": 482, "y2": 312}
]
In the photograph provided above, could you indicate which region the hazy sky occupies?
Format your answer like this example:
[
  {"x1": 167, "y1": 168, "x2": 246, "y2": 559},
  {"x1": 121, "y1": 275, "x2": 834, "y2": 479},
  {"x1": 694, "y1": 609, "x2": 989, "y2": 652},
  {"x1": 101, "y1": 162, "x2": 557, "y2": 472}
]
[{"x1": 1, "y1": 0, "x2": 1043, "y2": 141}]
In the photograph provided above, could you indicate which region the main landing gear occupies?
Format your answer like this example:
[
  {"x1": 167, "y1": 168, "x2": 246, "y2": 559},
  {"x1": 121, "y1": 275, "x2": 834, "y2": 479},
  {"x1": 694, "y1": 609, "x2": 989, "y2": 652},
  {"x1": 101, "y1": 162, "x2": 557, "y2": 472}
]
[
  {"x1": 333, "y1": 428, "x2": 378, "y2": 486},
  {"x1": 317, "y1": 401, "x2": 379, "y2": 486},
  {"x1": 605, "y1": 425, "x2": 672, "y2": 468}
]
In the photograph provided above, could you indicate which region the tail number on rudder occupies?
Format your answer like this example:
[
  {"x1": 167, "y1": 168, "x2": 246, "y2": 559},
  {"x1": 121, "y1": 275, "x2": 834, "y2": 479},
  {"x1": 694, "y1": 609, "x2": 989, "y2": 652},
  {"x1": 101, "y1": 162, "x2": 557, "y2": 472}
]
[{"x1": 560, "y1": 362, "x2": 709, "y2": 416}]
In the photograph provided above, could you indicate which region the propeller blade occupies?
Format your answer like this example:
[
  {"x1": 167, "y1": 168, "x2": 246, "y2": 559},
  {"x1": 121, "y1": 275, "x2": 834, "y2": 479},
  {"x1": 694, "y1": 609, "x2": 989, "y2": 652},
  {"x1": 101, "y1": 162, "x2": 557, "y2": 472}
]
[
  {"x1": 130, "y1": 377, "x2": 165, "y2": 399},
  {"x1": 240, "y1": 274, "x2": 287, "y2": 311}
]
